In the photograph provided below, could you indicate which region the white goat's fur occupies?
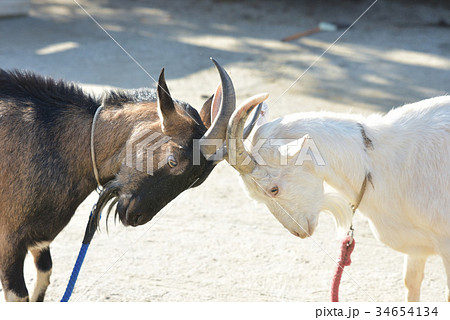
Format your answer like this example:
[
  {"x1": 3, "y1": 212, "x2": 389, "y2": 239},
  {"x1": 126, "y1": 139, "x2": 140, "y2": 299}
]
[{"x1": 238, "y1": 96, "x2": 450, "y2": 301}]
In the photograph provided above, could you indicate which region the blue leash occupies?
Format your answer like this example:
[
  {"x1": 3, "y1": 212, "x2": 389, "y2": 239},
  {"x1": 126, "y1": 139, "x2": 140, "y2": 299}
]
[
  {"x1": 62, "y1": 104, "x2": 104, "y2": 302},
  {"x1": 61, "y1": 204, "x2": 98, "y2": 302}
]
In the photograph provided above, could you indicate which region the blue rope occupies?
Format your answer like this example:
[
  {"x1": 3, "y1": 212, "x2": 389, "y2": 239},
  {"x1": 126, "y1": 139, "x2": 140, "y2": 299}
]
[
  {"x1": 60, "y1": 243, "x2": 90, "y2": 302},
  {"x1": 61, "y1": 205, "x2": 98, "y2": 302}
]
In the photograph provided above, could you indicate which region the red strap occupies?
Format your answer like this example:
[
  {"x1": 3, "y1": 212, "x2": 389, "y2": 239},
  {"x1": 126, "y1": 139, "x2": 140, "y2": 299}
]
[{"x1": 331, "y1": 235, "x2": 355, "y2": 302}]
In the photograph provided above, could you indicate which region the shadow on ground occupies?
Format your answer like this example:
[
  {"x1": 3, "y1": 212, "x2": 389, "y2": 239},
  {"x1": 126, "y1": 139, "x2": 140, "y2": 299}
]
[{"x1": 1, "y1": 0, "x2": 448, "y2": 113}]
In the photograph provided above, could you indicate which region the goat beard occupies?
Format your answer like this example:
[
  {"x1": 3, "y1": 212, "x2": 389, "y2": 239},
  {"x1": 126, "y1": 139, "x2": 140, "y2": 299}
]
[
  {"x1": 321, "y1": 192, "x2": 354, "y2": 236},
  {"x1": 91, "y1": 180, "x2": 122, "y2": 231}
]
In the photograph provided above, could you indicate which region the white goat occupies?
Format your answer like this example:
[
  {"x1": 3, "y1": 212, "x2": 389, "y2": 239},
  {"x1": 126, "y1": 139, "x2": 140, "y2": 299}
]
[{"x1": 226, "y1": 95, "x2": 450, "y2": 301}]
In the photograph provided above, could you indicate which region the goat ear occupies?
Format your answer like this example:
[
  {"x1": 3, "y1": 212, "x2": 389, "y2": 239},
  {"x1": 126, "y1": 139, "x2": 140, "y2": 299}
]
[
  {"x1": 199, "y1": 83, "x2": 222, "y2": 129},
  {"x1": 210, "y1": 83, "x2": 222, "y2": 124},
  {"x1": 278, "y1": 134, "x2": 310, "y2": 159},
  {"x1": 200, "y1": 83, "x2": 223, "y2": 129},
  {"x1": 157, "y1": 68, "x2": 177, "y2": 131},
  {"x1": 199, "y1": 94, "x2": 213, "y2": 129}
]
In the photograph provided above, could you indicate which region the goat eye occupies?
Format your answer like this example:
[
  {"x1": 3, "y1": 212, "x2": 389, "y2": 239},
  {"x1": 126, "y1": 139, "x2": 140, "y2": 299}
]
[
  {"x1": 168, "y1": 155, "x2": 178, "y2": 168},
  {"x1": 269, "y1": 186, "x2": 279, "y2": 196}
]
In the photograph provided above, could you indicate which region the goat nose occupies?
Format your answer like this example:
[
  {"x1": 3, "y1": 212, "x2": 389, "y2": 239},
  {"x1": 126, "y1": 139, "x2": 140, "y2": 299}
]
[
  {"x1": 131, "y1": 213, "x2": 143, "y2": 226},
  {"x1": 298, "y1": 233, "x2": 309, "y2": 239},
  {"x1": 125, "y1": 197, "x2": 139, "y2": 225}
]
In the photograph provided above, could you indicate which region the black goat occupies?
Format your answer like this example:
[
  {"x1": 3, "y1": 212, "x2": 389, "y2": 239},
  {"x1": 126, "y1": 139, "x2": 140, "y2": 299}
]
[{"x1": 0, "y1": 61, "x2": 237, "y2": 301}]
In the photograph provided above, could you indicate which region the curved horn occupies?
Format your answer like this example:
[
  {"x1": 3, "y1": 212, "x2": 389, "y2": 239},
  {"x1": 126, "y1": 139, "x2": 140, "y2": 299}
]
[
  {"x1": 242, "y1": 102, "x2": 263, "y2": 139},
  {"x1": 210, "y1": 102, "x2": 264, "y2": 164},
  {"x1": 227, "y1": 93, "x2": 269, "y2": 174},
  {"x1": 199, "y1": 58, "x2": 236, "y2": 157}
]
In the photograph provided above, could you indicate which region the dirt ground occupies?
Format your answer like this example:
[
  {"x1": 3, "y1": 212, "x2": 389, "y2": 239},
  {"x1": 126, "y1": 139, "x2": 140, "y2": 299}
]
[{"x1": 0, "y1": 0, "x2": 449, "y2": 302}]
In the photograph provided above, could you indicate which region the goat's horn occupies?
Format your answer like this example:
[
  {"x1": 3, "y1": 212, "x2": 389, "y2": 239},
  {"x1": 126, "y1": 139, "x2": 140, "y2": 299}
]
[
  {"x1": 211, "y1": 102, "x2": 265, "y2": 163},
  {"x1": 242, "y1": 102, "x2": 264, "y2": 139},
  {"x1": 226, "y1": 93, "x2": 269, "y2": 173},
  {"x1": 200, "y1": 59, "x2": 236, "y2": 157}
]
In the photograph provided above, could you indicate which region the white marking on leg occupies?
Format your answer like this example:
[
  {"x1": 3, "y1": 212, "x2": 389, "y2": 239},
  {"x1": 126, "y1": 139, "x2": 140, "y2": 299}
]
[
  {"x1": 28, "y1": 241, "x2": 51, "y2": 251},
  {"x1": 30, "y1": 269, "x2": 52, "y2": 302},
  {"x1": 5, "y1": 290, "x2": 28, "y2": 302}
]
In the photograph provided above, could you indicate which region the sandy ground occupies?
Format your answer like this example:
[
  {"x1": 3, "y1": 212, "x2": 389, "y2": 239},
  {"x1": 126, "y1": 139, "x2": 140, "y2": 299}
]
[{"x1": 0, "y1": 0, "x2": 449, "y2": 302}]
